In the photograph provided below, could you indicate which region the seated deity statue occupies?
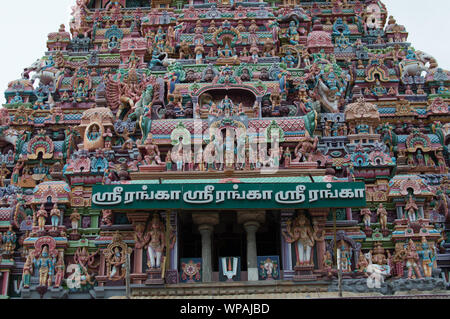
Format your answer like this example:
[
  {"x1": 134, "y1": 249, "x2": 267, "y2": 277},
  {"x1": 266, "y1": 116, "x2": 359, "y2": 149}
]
[
  {"x1": 217, "y1": 44, "x2": 239, "y2": 65},
  {"x1": 87, "y1": 125, "x2": 101, "y2": 141},
  {"x1": 293, "y1": 136, "x2": 319, "y2": 162}
]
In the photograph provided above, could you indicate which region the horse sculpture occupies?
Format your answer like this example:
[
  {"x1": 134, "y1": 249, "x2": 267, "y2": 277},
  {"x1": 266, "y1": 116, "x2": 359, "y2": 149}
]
[{"x1": 23, "y1": 58, "x2": 63, "y2": 87}]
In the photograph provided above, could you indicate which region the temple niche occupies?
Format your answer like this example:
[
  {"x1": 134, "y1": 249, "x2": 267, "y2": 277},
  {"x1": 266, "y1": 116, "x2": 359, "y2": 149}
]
[
  {"x1": 79, "y1": 107, "x2": 115, "y2": 151},
  {"x1": 0, "y1": 0, "x2": 449, "y2": 299}
]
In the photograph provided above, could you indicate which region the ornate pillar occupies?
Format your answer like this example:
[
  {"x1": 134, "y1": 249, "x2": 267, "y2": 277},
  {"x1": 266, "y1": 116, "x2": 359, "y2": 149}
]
[
  {"x1": 256, "y1": 96, "x2": 263, "y2": 118},
  {"x1": 192, "y1": 96, "x2": 199, "y2": 119},
  {"x1": 309, "y1": 209, "x2": 328, "y2": 272},
  {"x1": 127, "y1": 212, "x2": 149, "y2": 278},
  {"x1": 193, "y1": 213, "x2": 219, "y2": 283},
  {"x1": 1, "y1": 271, "x2": 9, "y2": 296},
  {"x1": 99, "y1": 253, "x2": 106, "y2": 287},
  {"x1": 280, "y1": 210, "x2": 295, "y2": 279},
  {"x1": 237, "y1": 211, "x2": 265, "y2": 281},
  {"x1": 346, "y1": 208, "x2": 352, "y2": 221},
  {"x1": 396, "y1": 205, "x2": 403, "y2": 219}
]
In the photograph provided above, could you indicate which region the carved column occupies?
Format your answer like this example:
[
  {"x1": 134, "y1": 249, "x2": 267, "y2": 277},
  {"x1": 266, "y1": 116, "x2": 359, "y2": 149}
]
[
  {"x1": 192, "y1": 96, "x2": 199, "y2": 119},
  {"x1": 280, "y1": 210, "x2": 295, "y2": 279},
  {"x1": 193, "y1": 213, "x2": 219, "y2": 283},
  {"x1": 346, "y1": 208, "x2": 352, "y2": 221},
  {"x1": 309, "y1": 209, "x2": 328, "y2": 272},
  {"x1": 237, "y1": 211, "x2": 265, "y2": 281},
  {"x1": 127, "y1": 212, "x2": 149, "y2": 281}
]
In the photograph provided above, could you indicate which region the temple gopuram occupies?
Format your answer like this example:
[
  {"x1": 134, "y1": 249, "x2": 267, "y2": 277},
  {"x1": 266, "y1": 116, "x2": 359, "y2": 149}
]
[{"x1": 0, "y1": 0, "x2": 449, "y2": 299}]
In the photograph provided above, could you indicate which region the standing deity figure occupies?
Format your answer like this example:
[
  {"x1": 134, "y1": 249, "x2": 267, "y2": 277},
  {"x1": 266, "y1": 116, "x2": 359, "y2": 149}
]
[
  {"x1": 2, "y1": 226, "x2": 17, "y2": 256},
  {"x1": 323, "y1": 251, "x2": 333, "y2": 277},
  {"x1": 147, "y1": 214, "x2": 166, "y2": 269},
  {"x1": 34, "y1": 245, "x2": 54, "y2": 287},
  {"x1": 357, "y1": 251, "x2": 369, "y2": 273},
  {"x1": 50, "y1": 203, "x2": 61, "y2": 231},
  {"x1": 54, "y1": 252, "x2": 65, "y2": 288},
  {"x1": 405, "y1": 239, "x2": 422, "y2": 279},
  {"x1": 36, "y1": 204, "x2": 48, "y2": 232},
  {"x1": 392, "y1": 242, "x2": 406, "y2": 278},
  {"x1": 11, "y1": 156, "x2": 25, "y2": 186},
  {"x1": 22, "y1": 251, "x2": 34, "y2": 289},
  {"x1": 282, "y1": 214, "x2": 319, "y2": 266},
  {"x1": 195, "y1": 44, "x2": 204, "y2": 65},
  {"x1": 70, "y1": 209, "x2": 81, "y2": 233},
  {"x1": 109, "y1": 247, "x2": 125, "y2": 279},
  {"x1": 418, "y1": 237, "x2": 436, "y2": 278},
  {"x1": 376, "y1": 203, "x2": 388, "y2": 231},
  {"x1": 338, "y1": 240, "x2": 352, "y2": 272},
  {"x1": 172, "y1": 141, "x2": 185, "y2": 172},
  {"x1": 134, "y1": 223, "x2": 150, "y2": 250},
  {"x1": 360, "y1": 208, "x2": 372, "y2": 228},
  {"x1": 415, "y1": 149, "x2": 425, "y2": 166},
  {"x1": 405, "y1": 195, "x2": 419, "y2": 223},
  {"x1": 283, "y1": 147, "x2": 291, "y2": 168}
]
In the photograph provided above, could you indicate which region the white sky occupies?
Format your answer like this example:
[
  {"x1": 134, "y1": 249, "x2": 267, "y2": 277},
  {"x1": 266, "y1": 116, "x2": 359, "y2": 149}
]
[{"x1": 0, "y1": 0, "x2": 449, "y2": 104}]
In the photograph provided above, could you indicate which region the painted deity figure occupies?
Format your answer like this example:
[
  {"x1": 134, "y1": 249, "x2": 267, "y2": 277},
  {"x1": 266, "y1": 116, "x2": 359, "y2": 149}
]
[
  {"x1": 293, "y1": 136, "x2": 319, "y2": 162},
  {"x1": 22, "y1": 251, "x2": 34, "y2": 289},
  {"x1": 323, "y1": 251, "x2": 333, "y2": 277},
  {"x1": 405, "y1": 195, "x2": 419, "y2": 223},
  {"x1": 405, "y1": 239, "x2": 422, "y2": 279},
  {"x1": 54, "y1": 252, "x2": 65, "y2": 288},
  {"x1": 109, "y1": 247, "x2": 125, "y2": 279},
  {"x1": 70, "y1": 209, "x2": 81, "y2": 233},
  {"x1": 282, "y1": 214, "x2": 320, "y2": 266},
  {"x1": 50, "y1": 203, "x2": 61, "y2": 231},
  {"x1": 147, "y1": 214, "x2": 165, "y2": 269},
  {"x1": 376, "y1": 203, "x2": 388, "y2": 231},
  {"x1": 34, "y1": 245, "x2": 54, "y2": 287},
  {"x1": 73, "y1": 247, "x2": 97, "y2": 289},
  {"x1": 415, "y1": 149, "x2": 425, "y2": 166},
  {"x1": 338, "y1": 240, "x2": 352, "y2": 272},
  {"x1": 195, "y1": 44, "x2": 204, "y2": 65},
  {"x1": 142, "y1": 136, "x2": 162, "y2": 166},
  {"x1": 418, "y1": 237, "x2": 436, "y2": 278},
  {"x1": 392, "y1": 242, "x2": 406, "y2": 278},
  {"x1": 371, "y1": 242, "x2": 388, "y2": 265},
  {"x1": 2, "y1": 226, "x2": 16, "y2": 256},
  {"x1": 360, "y1": 208, "x2": 372, "y2": 228},
  {"x1": 286, "y1": 21, "x2": 300, "y2": 45},
  {"x1": 73, "y1": 80, "x2": 88, "y2": 101},
  {"x1": 11, "y1": 156, "x2": 25, "y2": 186},
  {"x1": 103, "y1": 128, "x2": 113, "y2": 150},
  {"x1": 88, "y1": 125, "x2": 101, "y2": 141},
  {"x1": 36, "y1": 204, "x2": 48, "y2": 232},
  {"x1": 357, "y1": 251, "x2": 369, "y2": 273},
  {"x1": 282, "y1": 50, "x2": 297, "y2": 68},
  {"x1": 218, "y1": 95, "x2": 235, "y2": 117}
]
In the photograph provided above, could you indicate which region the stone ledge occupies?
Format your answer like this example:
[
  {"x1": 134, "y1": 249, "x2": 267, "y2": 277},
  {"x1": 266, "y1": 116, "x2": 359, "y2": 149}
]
[{"x1": 131, "y1": 168, "x2": 326, "y2": 180}]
